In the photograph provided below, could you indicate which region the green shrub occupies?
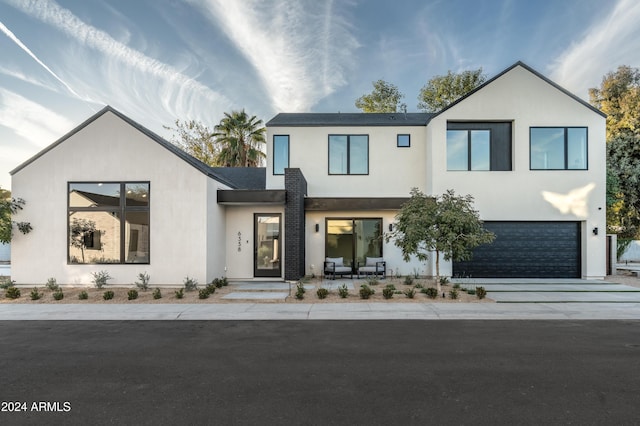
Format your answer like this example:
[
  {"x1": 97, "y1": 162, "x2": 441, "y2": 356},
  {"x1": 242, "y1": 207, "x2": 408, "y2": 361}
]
[
  {"x1": 422, "y1": 287, "x2": 438, "y2": 299},
  {"x1": 175, "y1": 288, "x2": 184, "y2": 299},
  {"x1": 53, "y1": 289, "x2": 64, "y2": 301},
  {"x1": 78, "y1": 290, "x2": 89, "y2": 300},
  {"x1": 45, "y1": 277, "x2": 59, "y2": 291},
  {"x1": 198, "y1": 288, "x2": 210, "y2": 299},
  {"x1": 439, "y1": 276, "x2": 450, "y2": 286},
  {"x1": 152, "y1": 288, "x2": 162, "y2": 299},
  {"x1": 221, "y1": 277, "x2": 229, "y2": 287},
  {"x1": 0, "y1": 279, "x2": 16, "y2": 289},
  {"x1": 466, "y1": 288, "x2": 476, "y2": 295},
  {"x1": 382, "y1": 285, "x2": 394, "y2": 299},
  {"x1": 135, "y1": 272, "x2": 150, "y2": 291},
  {"x1": 359, "y1": 284, "x2": 375, "y2": 299},
  {"x1": 103, "y1": 290, "x2": 114, "y2": 300},
  {"x1": 91, "y1": 270, "x2": 112, "y2": 289},
  {"x1": 183, "y1": 277, "x2": 198, "y2": 291},
  {"x1": 30, "y1": 287, "x2": 43, "y2": 300},
  {"x1": 213, "y1": 277, "x2": 224, "y2": 288},
  {"x1": 5, "y1": 286, "x2": 20, "y2": 299},
  {"x1": 403, "y1": 275, "x2": 414, "y2": 286},
  {"x1": 453, "y1": 282, "x2": 461, "y2": 289},
  {"x1": 449, "y1": 288, "x2": 459, "y2": 299},
  {"x1": 366, "y1": 276, "x2": 380, "y2": 286},
  {"x1": 337, "y1": 284, "x2": 349, "y2": 298},
  {"x1": 476, "y1": 286, "x2": 487, "y2": 300},
  {"x1": 127, "y1": 289, "x2": 139, "y2": 300},
  {"x1": 295, "y1": 282, "x2": 305, "y2": 300},
  {"x1": 414, "y1": 282, "x2": 424, "y2": 289},
  {"x1": 316, "y1": 287, "x2": 329, "y2": 299},
  {"x1": 404, "y1": 288, "x2": 416, "y2": 298},
  {"x1": 205, "y1": 283, "x2": 217, "y2": 295}
]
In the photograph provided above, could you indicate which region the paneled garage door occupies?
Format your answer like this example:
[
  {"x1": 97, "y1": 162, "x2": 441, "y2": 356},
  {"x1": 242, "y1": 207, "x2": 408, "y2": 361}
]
[{"x1": 452, "y1": 221, "x2": 581, "y2": 278}]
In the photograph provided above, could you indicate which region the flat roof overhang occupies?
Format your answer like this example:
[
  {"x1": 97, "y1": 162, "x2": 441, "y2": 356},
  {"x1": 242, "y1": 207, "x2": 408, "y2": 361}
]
[
  {"x1": 217, "y1": 189, "x2": 286, "y2": 205},
  {"x1": 305, "y1": 197, "x2": 409, "y2": 211}
]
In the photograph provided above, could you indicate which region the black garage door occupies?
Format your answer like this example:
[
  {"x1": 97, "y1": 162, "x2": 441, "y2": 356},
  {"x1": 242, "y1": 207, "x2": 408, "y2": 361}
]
[{"x1": 453, "y1": 221, "x2": 581, "y2": 278}]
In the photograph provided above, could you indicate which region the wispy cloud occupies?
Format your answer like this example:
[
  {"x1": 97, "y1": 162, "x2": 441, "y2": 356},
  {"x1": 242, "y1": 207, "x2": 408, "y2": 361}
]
[
  {"x1": 549, "y1": 0, "x2": 640, "y2": 98},
  {"x1": 5, "y1": 0, "x2": 231, "y2": 119},
  {"x1": 0, "y1": 20, "x2": 82, "y2": 98},
  {"x1": 0, "y1": 66, "x2": 55, "y2": 91},
  {"x1": 193, "y1": 0, "x2": 360, "y2": 112}
]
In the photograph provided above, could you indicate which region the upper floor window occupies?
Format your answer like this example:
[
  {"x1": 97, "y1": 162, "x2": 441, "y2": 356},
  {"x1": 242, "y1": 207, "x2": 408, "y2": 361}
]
[
  {"x1": 273, "y1": 135, "x2": 289, "y2": 175},
  {"x1": 397, "y1": 134, "x2": 410, "y2": 147},
  {"x1": 530, "y1": 127, "x2": 587, "y2": 170},
  {"x1": 446, "y1": 122, "x2": 512, "y2": 171},
  {"x1": 68, "y1": 182, "x2": 150, "y2": 264},
  {"x1": 329, "y1": 135, "x2": 369, "y2": 175}
]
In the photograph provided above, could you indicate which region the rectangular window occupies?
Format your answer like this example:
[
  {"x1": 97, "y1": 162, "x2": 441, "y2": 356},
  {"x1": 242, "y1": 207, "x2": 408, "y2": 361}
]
[
  {"x1": 397, "y1": 134, "x2": 410, "y2": 147},
  {"x1": 273, "y1": 135, "x2": 289, "y2": 175},
  {"x1": 446, "y1": 122, "x2": 512, "y2": 171},
  {"x1": 328, "y1": 135, "x2": 369, "y2": 175},
  {"x1": 326, "y1": 218, "x2": 382, "y2": 268},
  {"x1": 530, "y1": 127, "x2": 587, "y2": 170},
  {"x1": 68, "y1": 182, "x2": 150, "y2": 264}
]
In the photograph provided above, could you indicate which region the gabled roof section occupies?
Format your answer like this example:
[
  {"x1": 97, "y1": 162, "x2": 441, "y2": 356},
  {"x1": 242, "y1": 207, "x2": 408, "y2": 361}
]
[
  {"x1": 433, "y1": 61, "x2": 606, "y2": 118},
  {"x1": 266, "y1": 112, "x2": 433, "y2": 127},
  {"x1": 10, "y1": 105, "x2": 247, "y2": 189},
  {"x1": 210, "y1": 167, "x2": 266, "y2": 190}
]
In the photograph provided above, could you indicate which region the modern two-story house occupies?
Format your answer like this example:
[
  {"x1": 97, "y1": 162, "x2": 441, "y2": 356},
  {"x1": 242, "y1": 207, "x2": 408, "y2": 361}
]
[{"x1": 9, "y1": 62, "x2": 606, "y2": 285}]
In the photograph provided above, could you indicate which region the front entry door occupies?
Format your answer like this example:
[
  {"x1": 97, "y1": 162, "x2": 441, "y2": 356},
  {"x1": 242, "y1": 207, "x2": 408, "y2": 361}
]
[{"x1": 254, "y1": 214, "x2": 281, "y2": 277}]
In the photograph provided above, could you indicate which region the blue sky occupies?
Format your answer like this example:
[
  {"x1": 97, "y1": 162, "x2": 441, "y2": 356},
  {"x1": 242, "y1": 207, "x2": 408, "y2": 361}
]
[{"x1": 1, "y1": 0, "x2": 639, "y2": 189}]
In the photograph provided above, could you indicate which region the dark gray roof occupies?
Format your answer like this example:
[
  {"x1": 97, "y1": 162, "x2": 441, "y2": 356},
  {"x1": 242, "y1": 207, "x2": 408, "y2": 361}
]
[
  {"x1": 210, "y1": 167, "x2": 266, "y2": 190},
  {"x1": 10, "y1": 106, "x2": 261, "y2": 190},
  {"x1": 266, "y1": 112, "x2": 433, "y2": 127}
]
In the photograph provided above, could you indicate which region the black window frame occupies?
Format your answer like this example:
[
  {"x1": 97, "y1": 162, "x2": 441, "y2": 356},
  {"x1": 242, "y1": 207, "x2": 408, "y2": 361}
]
[
  {"x1": 67, "y1": 181, "x2": 150, "y2": 265},
  {"x1": 397, "y1": 134, "x2": 411, "y2": 148},
  {"x1": 529, "y1": 126, "x2": 588, "y2": 170},
  {"x1": 328, "y1": 134, "x2": 369, "y2": 175},
  {"x1": 273, "y1": 134, "x2": 290, "y2": 175},
  {"x1": 447, "y1": 122, "x2": 512, "y2": 171}
]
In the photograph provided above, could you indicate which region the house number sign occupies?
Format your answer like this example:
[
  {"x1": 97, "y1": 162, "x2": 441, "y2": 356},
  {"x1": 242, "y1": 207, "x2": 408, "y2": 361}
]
[{"x1": 237, "y1": 232, "x2": 242, "y2": 252}]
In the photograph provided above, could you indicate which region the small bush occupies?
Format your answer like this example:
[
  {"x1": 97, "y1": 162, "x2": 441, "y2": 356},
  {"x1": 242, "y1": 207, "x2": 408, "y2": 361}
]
[
  {"x1": 453, "y1": 282, "x2": 461, "y2": 289},
  {"x1": 476, "y1": 286, "x2": 487, "y2": 300},
  {"x1": 135, "y1": 272, "x2": 150, "y2": 291},
  {"x1": 78, "y1": 290, "x2": 89, "y2": 300},
  {"x1": 183, "y1": 277, "x2": 198, "y2": 291},
  {"x1": 382, "y1": 286, "x2": 394, "y2": 299},
  {"x1": 91, "y1": 270, "x2": 112, "y2": 289},
  {"x1": 0, "y1": 279, "x2": 16, "y2": 289},
  {"x1": 30, "y1": 287, "x2": 43, "y2": 300},
  {"x1": 359, "y1": 284, "x2": 375, "y2": 299},
  {"x1": 404, "y1": 288, "x2": 416, "y2": 299},
  {"x1": 439, "y1": 276, "x2": 450, "y2": 286},
  {"x1": 5, "y1": 286, "x2": 20, "y2": 299},
  {"x1": 153, "y1": 288, "x2": 162, "y2": 299},
  {"x1": 422, "y1": 287, "x2": 438, "y2": 299},
  {"x1": 221, "y1": 277, "x2": 229, "y2": 287},
  {"x1": 295, "y1": 282, "x2": 305, "y2": 300},
  {"x1": 403, "y1": 275, "x2": 414, "y2": 286},
  {"x1": 103, "y1": 290, "x2": 114, "y2": 300},
  {"x1": 366, "y1": 276, "x2": 380, "y2": 286},
  {"x1": 45, "y1": 277, "x2": 59, "y2": 291},
  {"x1": 205, "y1": 283, "x2": 217, "y2": 295},
  {"x1": 198, "y1": 288, "x2": 210, "y2": 299},
  {"x1": 175, "y1": 288, "x2": 184, "y2": 299},
  {"x1": 127, "y1": 289, "x2": 139, "y2": 300},
  {"x1": 337, "y1": 284, "x2": 349, "y2": 298},
  {"x1": 316, "y1": 287, "x2": 329, "y2": 299},
  {"x1": 213, "y1": 277, "x2": 224, "y2": 288},
  {"x1": 466, "y1": 288, "x2": 476, "y2": 295},
  {"x1": 449, "y1": 288, "x2": 459, "y2": 300},
  {"x1": 414, "y1": 282, "x2": 424, "y2": 289},
  {"x1": 53, "y1": 289, "x2": 64, "y2": 301}
]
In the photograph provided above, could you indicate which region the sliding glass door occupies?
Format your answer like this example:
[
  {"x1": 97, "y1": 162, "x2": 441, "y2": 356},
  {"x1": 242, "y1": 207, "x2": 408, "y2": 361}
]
[{"x1": 326, "y1": 218, "x2": 382, "y2": 270}]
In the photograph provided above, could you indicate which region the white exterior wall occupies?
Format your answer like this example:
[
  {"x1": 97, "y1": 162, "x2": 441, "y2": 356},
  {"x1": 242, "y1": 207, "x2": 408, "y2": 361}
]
[
  {"x1": 224, "y1": 205, "x2": 285, "y2": 280},
  {"x1": 206, "y1": 178, "x2": 229, "y2": 282},
  {"x1": 11, "y1": 111, "x2": 226, "y2": 286},
  {"x1": 427, "y1": 65, "x2": 607, "y2": 278},
  {"x1": 266, "y1": 125, "x2": 427, "y2": 196},
  {"x1": 306, "y1": 210, "x2": 425, "y2": 277}
]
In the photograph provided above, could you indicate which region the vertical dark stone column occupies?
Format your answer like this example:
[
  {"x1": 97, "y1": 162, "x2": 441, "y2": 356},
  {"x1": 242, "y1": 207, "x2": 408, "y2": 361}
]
[{"x1": 284, "y1": 168, "x2": 307, "y2": 281}]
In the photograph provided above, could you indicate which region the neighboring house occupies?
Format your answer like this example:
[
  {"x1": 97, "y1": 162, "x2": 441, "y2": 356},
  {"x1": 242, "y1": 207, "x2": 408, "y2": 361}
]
[{"x1": 10, "y1": 62, "x2": 607, "y2": 285}]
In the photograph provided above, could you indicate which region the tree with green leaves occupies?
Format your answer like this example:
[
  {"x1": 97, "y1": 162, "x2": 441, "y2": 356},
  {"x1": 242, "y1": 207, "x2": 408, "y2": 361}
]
[
  {"x1": 387, "y1": 188, "x2": 494, "y2": 292},
  {"x1": 355, "y1": 79, "x2": 405, "y2": 113},
  {"x1": 164, "y1": 119, "x2": 220, "y2": 166},
  {"x1": 417, "y1": 68, "x2": 486, "y2": 112},
  {"x1": 69, "y1": 217, "x2": 98, "y2": 263},
  {"x1": 590, "y1": 65, "x2": 640, "y2": 238},
  {"x1": 0, "y1": 188, "x2": 33, "y2": 244},
  {"x1": 213, "y1": 110, "x2": 266, "y2": 167}
]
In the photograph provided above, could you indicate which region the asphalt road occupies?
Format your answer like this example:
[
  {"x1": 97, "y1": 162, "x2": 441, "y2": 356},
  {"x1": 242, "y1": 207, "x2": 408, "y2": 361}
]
[{"x1": 1, "y1": 320, "x2": 639, "y2": 425}]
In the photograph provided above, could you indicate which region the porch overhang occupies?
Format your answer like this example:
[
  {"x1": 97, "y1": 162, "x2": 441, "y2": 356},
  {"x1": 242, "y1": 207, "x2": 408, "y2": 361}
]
[
  {"x1": 217, "y1": 189, "x2": 286, "y2": 205},
  {"x1": 304, "y1": 197, "x2": 409, "y2": 211}
]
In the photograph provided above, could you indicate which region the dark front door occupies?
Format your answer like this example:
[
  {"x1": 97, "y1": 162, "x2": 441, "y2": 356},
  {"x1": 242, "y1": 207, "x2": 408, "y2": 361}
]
[{"x1": 254, "y1": 214, "x2": 281, "y2": 277}]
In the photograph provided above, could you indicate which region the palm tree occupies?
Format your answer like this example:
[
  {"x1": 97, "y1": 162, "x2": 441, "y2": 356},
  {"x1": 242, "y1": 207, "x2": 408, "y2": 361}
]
[{"x1": 213, "y1": 110, "x2": 266, "y2": 167}]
